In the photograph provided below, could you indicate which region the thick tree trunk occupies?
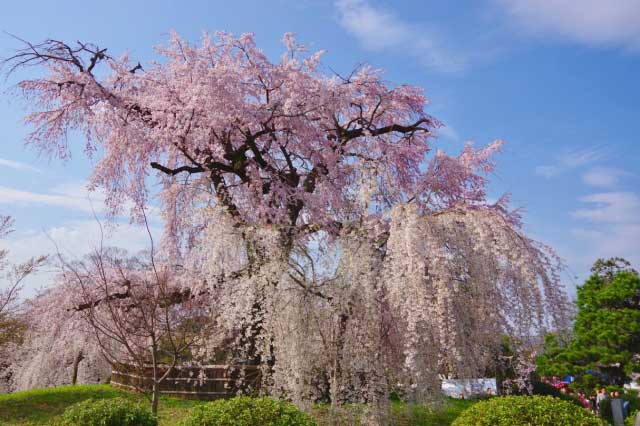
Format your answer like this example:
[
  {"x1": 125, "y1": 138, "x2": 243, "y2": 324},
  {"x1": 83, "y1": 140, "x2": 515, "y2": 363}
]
[
  {"x1": 71, "y1": 350, "x2": 84, "y2": 385},
  {"x1": 239, "y1": 226, "x2": 293, "y2": 386},
  {"x1": 330, "y1": 312, "x2": 349, "y2": 409}
]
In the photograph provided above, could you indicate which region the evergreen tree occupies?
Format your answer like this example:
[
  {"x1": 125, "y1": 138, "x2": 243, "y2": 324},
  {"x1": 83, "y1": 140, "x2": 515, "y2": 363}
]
[{"x1": 537, "y1": 258, "x2": 640, "y2": 387}]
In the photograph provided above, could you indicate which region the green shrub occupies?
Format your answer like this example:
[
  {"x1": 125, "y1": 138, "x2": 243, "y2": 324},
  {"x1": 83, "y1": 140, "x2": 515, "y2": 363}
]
[
  {"x1": 180, "y1": 396, "x2": 316, "y2": 426},
  {"x1": 599, "y1": 398, "x2": 613, "y2": 422},
  {"x1": 625, "y1": 390, "x2": 640, "y2": 415},
  {"x1": 452, "y1": 395, "x2": 606, "y2": 426},
  {"x1": 626, "y1": 410, "x2": 639, "y2": 426},
  {"x1": 56, "y1": 397, "x2": 157, "y2": 426}
]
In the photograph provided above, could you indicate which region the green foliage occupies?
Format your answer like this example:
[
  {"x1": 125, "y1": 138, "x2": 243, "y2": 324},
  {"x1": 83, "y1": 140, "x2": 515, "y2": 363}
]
[
  {"x1": 627, "y1": 389, "x2": 640, "y2": 414},
  {"x1": 310, "y1": 399, "x2": 474, "y2": 426},
  {"x1": 569, "y1": 373, "x2": 601, "y2": 395},
  {"x1": 451, "y1": 395, "x2": 605, "y2": 426},
  {"x1": 0, "y1": 385, "x2": 129, "y2": 425},
  {"x1": 531, "y1": 380, "x2": 584, "y2": 407},
  {"x1": 599, "y1": 398, "x2": 613, "y2": 422},
  {"x1": 536, "y1": 333, "x2": 575, "y2": 376},
  {"x1": 56, "y1": 397, "x2": 157, "y2": 426},
  {"x1": 626, "y1": 410, "x2": 640, "y2": 426},
  {"x1": 180, "y1": 397, "x2": 316, "y2": 426},
  {"x1": 537, "y1": 258, "x2": 640, "y2": 386},
  {"x1": 0, "y1": 385, "x2": 473, "y2": 426},
  {"x1": 0, "y1": 384, "x2": 203, "y2": 426},
  {"x1": 591, "y1": 257, "x2": 637, "y2": 282}
]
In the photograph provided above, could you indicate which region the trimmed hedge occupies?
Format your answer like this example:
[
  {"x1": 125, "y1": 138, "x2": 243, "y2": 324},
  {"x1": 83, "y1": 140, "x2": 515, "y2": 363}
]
[
  {"x1": 451, "y1": 395, "x2": 606, "y2": 426},
  {"x1": 180, "y1": 396, "x2": 316, "y2": 426},
  {"x1": 56, "y1": 397, "x2": 157, "y2": 426}
]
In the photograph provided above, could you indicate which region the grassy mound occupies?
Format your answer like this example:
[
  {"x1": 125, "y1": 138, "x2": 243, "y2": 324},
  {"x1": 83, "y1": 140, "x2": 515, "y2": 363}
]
[
  {"x1": 0, "y1": 384, "x2": 474, "y2": 426},
  {"x1": 0, "y1": 385, "x2": 201, "y2": 425}
]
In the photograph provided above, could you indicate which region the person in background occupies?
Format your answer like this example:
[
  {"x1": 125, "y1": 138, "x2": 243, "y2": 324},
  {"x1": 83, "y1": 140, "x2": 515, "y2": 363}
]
[
  {"x1": 596, "y1": 388, "x2": 608, "y2": 414},
  {"x1": 486, "y1": 388, "x2": 494, "y2": 396},
  {"x1": 577, "y1": 392, "x2": 590, "y2": 409},
  {"x1": 616, "y1": 392, "x2": 630, "y2": 418},
  {"x1": 589, "y1": 392, "x2": 597, "y2": 413}
]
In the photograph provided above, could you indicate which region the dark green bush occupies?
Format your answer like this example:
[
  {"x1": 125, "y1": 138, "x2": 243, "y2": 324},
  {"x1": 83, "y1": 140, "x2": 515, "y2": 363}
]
[
  {"x1": 532, "y1": 380, "x2": 584, "y2": 407},
  {"x1": 180, "y1": 396, "x2": 316, "y2": 426},
  {"x1": 57, "y1": 397, "x2": 157, "y2": 426},
  {"x1": 451, "y1": 395, "x2": 606, "y2": 426},
  {"x1": 625, "y1": 390, "x2": 640, "y2": 415},
  {"x1": 599, "y1": 398, "x2": 613, "y2": 422}
]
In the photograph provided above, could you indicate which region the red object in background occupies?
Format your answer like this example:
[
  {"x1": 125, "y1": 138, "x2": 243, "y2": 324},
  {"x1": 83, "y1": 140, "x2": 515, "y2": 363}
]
[{"x1": 577, "y1": 394, "x2": 590, "y2": 408}]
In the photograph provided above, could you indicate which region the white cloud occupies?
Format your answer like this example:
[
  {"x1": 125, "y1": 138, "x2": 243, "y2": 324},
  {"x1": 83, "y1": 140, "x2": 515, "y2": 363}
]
[
  {"x1": 335, "y1": 0, "x2": 466, "y2": 73},
  {"x1": 582, "y1": 167, "x2": 631, "y2": 188},
  {"x1": 569, "y1": 191, "x2": 640, "y2": 275},
  {"x1": 0, "y1": 158, "x2": 42, "y2": 173},
  {"x1": 436, "y1": 124, "x2": 460, "y2": 142},
  {"x1": 495, "y1": 0, "x2": 640, "y2": 50},
  {"x1": 0, "y1": 182, "x2": 159, "y2": 219},
  {"x1": 572, "y1": 192, "x2": 640, "y2": 224},
  {"x1": 535, "y1": 145, "x2": 606, "y2": 178},
  {"x1": 570, "y1": 223, "x2": 640, "y2": 272},
  {"x1": 534, "y1": 165, "x2": 561, "y2": 179},
  {"x1": 7, "y1": 220, "x2": 159, "y2": 261},
  {"x1": 0, "y1": 184, "x2": 104, "y2": 213}
]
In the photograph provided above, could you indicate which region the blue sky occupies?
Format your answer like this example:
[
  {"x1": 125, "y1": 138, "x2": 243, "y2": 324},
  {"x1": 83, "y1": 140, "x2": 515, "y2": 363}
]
[{"x1": 0, "y1": 0, "x2": 639, "y2": 296}]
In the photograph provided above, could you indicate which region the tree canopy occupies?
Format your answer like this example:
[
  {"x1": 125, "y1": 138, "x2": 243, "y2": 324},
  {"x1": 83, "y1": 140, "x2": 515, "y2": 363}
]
[{"x1": 537, "y1": 258, "x2": 640, "y2": 387}]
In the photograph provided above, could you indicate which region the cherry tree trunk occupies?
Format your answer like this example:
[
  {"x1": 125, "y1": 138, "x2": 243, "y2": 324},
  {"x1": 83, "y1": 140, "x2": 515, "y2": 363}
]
[
  {"x1": 150, "y1": 344, "x2": 160, "y2": 415},
  {"x1": 71, "y1": 350, "x2": 84, "y2": 385},
  {"x1": 151, "y1": 382, "x2": 159, "y2": 415},
  {"x1": 240, "y1": 226, "x2": 293, "y2": 381}
]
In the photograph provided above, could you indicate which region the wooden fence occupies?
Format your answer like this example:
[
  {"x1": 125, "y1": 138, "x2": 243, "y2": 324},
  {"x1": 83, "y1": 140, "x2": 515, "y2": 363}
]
[{"x1": 110, "y1": 364, "x2": 261, "y2": 400}]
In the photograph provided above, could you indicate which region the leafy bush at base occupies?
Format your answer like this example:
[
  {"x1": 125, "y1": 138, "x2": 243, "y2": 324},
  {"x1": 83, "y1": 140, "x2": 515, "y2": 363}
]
[
  {"x1": 180, "y1": 396, "x2": 316, "y2": 426},
  {"x1": 451, "y1": 395, "x2": 606, "y2": 426},
  {"x1": 56, "y1": 397, "x2": 157, "y2": 426},
  {"x1": 626, "y1": 410, "x2": 640, "y2": 426}
]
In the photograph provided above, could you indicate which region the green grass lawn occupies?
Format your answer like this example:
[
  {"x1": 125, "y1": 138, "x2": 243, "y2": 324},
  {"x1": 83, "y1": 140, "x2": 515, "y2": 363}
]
[
  {"x1": 0, "y1": 385, "x2": 202, "y2": 426},
  {"x1": 0, "y1": 384, "x2": 474, "y2": 426}
]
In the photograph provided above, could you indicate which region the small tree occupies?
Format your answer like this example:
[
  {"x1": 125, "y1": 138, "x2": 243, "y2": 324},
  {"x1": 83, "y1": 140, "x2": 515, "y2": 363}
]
[
  {"x1": 0, "y1": 215, "x2": 46, "y2": 342},
  {"x1": 537, "y1": 258, "x2": 640, "y2": 387},
  {"x1": 0, "y1": 214, "x2": 46, "y2": 391},
  {"x1": 59, "y1": 229, "x2": 213, "y2": 414}
]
